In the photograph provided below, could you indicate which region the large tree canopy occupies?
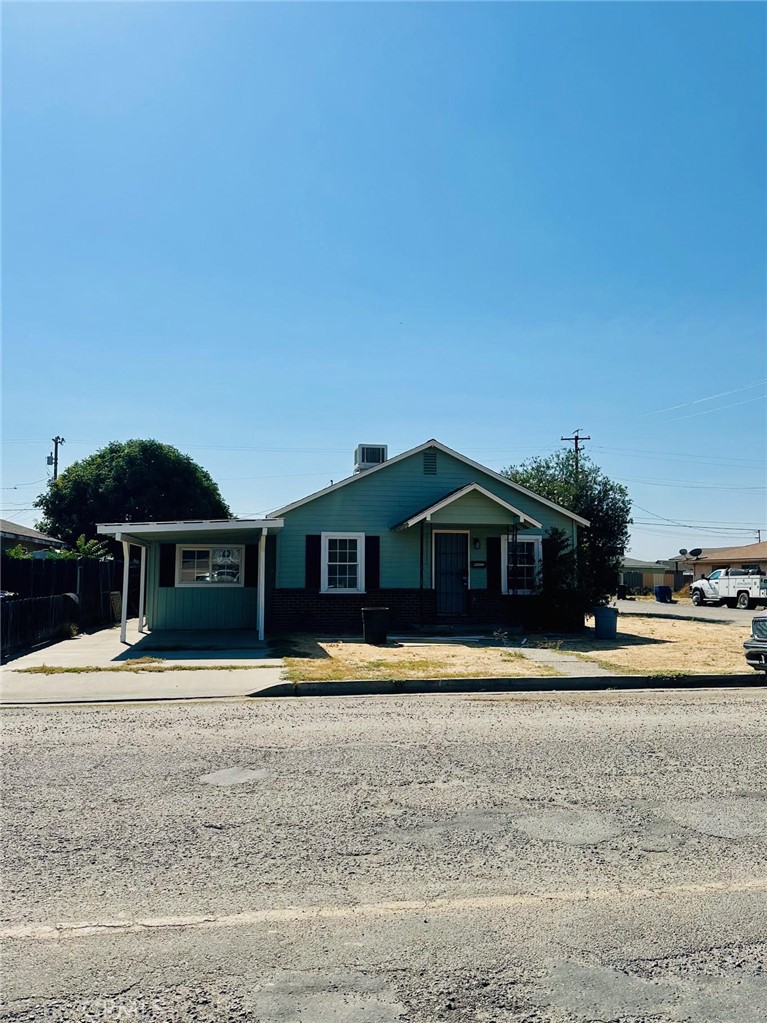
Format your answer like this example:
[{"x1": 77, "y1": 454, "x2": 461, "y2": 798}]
[
  {"x1": 35, "y1": 439, "x2": 231, "y2": 545},
  {"x1": 502, "y1": 449, "x2": 632, "y2": 608}
]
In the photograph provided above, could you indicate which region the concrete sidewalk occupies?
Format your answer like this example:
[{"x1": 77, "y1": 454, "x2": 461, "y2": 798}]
[{"x1": 0, "y1": 666, "x2": 285, "y2": 704}]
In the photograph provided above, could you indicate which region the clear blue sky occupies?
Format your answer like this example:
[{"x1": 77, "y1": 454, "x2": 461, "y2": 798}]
[{"x1": 3, "y1": 2, "x2": 765, "y2": 558}]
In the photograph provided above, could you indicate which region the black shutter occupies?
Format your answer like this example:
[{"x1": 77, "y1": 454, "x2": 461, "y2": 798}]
[
  {"x1": 305, "y1": 535, "x2": 321, "y2": 590},
  {"x1": 266, "y1": 534, "x2": 277, "y2": 591},
  {"x1": 243, "y1": 545, "x2": 258, "y2": 587},
  {"x1": 486, "y1": 536, "x2": 501, "y2": 592},
  {"x1": 159, "y1": 544, "x2": 176, "y2": 588},
  {"x1": 365, "y1": 535, "x2": 380, "y2": 591}
]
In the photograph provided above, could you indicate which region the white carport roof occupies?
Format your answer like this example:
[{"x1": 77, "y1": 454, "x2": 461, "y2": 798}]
[
  {"x1": 97, "y1": 519, "x2": 284, "y2": 645},
  {"x1": 97, "y1": 518, "x2": 284, "y2": 546}
]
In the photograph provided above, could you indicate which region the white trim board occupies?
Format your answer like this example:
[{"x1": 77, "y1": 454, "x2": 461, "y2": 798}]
[
  {"x1": 267, "y1": 439, "x2": 589, "y2": 527},
  {"x1": 98, "y1": 519, "x2": 284, "y2": 537}
]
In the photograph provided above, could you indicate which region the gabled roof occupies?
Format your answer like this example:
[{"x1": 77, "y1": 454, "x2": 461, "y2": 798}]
[
  {"x1": 268, "y1": 439, "x2": 590, "y2": 526},
  {"x1": 0, "y1": 519, "x2": 63, "y2": 546},
  {"x1": 666, "y1": 541, "x2": 767, "y2": 565},
  {"x1": 393, "y1": 483, "x2": 543, "y2": 530}
]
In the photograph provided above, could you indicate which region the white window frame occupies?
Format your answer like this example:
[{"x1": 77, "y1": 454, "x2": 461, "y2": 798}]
[
  {"x1": 501, "y1": 535, "x2": 542, "y2": 595},
  {"x1": 175, "y1": 544, "x2": 245, "y2": 588},
  {"x1": 321, "y1": 532, "x2": 365, "y2": 594}
]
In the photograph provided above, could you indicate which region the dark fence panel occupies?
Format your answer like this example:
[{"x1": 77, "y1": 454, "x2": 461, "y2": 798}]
[
  {"x1": 1, "y1": 594, "x2": 79, "y2": 661},
  {"x1": 0, "y1": 556, "x2": 141, "y2": 629}
]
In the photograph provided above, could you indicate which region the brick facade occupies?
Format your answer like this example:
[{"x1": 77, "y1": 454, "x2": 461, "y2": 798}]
[{"x1": 267, "y1": 587, "x2": 545, "y2": 634}]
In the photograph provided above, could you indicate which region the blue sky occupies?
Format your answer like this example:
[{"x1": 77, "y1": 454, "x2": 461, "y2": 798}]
[{"x1": 3, "y1": 2, "x2": 765, "y2": 559}]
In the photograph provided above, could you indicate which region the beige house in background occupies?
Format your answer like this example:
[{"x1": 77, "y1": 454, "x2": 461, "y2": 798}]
[{"x1": 666, "y1": 541, "x2": 767, "y2": 578}]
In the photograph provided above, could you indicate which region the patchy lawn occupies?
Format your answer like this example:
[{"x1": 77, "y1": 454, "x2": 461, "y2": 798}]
[
  {"x1": 557, "y1": 614, "x2": 752, "y2": 675},
  {"x1": 277, "y1": 614, "x2": 753, "y2": 681},
  {"x1": 280, "y1": 636, "x2": 561, "y2": 682}
]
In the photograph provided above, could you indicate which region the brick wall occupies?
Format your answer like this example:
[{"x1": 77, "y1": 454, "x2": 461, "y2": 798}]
[{"x1": 267, "y1": 588, "x2": 543, "y2": 634}]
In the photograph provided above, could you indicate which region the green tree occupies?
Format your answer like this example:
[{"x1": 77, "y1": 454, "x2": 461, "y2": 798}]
[
  {"x1": 35, "y1": 440, "x2": 231, "y2": 545},
  {"x1": 502, "y1": 449, "x2": 632, "y2": 608}
]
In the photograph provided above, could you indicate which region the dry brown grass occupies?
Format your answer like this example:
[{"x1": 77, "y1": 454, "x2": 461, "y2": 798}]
[
  {"x1": 279, "y1": 615, "x2": 752, "y2": 681},
  {"x1": 561, "y1": 615, "x2": 752, "y2": 675},
  {"x1": 282, "y1": 637, "x2": 560, "y2": 682}
]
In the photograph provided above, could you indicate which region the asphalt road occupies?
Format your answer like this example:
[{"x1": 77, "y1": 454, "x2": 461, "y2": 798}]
[
  {"x1": 2, "y1": 691, "x2": 767, "y2": 1022},
  {"x1": 615, "y1": 598, "x2": 758, "y2": 624}
]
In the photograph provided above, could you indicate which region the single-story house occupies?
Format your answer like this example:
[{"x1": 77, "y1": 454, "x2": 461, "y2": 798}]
[
  {"x1": 665, "y1": 542, "x2": 767, "y2": 579},
  {"x1": 1, "y1": 519, "x2": 65, "y2": 556},
  {"x1": 619, "y1": 557, "x2": 679, "y2": 591},
  {"x1": 98, "y1": 439, "x2": 589, "y2": 641}
]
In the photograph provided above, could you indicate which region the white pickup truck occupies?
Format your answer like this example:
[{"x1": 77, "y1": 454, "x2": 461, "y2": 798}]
[{"x1": 691, "y1": 568, "x2": 767, "y2": 610}]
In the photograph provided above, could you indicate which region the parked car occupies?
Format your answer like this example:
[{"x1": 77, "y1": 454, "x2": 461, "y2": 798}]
[{"x1": 744, "y1": 610, "x2": 767, "y2": 673}]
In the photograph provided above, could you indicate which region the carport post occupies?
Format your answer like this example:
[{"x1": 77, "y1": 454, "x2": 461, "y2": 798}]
[
  {"x1": 120, "y1": 540, "x2": 130, "y2": 644},
  {"x1": 257, "y1": 527, "x2": 267, "y2": 641},
  {"x1": 138, "y1": 546, "x2": 146, "y2": 633}
]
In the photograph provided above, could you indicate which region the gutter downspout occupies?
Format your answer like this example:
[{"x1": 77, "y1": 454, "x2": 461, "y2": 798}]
[
  {"x1": 257, "y1": 527, "x2": 267, "y2": 641},
  {"x1": 120, "y1": 539, "x2": 130, "y2": 644}
]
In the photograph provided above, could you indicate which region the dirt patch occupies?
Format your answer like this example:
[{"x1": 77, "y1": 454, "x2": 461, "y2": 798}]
[
  {"x1": 283, "y1": 637, "x2": 560, "y2": 682},
  {"x1": 561, "y1": 615, "x2": 752, "y2": 675}
]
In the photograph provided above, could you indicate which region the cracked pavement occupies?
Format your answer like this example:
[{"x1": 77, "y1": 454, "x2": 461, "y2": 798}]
[{"x1": 2, "y1": 689, "x2": 766, "y2": 1021}]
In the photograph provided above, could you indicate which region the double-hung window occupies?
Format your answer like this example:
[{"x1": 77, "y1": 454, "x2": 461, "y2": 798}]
[
  {"x1": 501, "y1": 536, "x2": 542, "y2": 595},
  {"x1": 321, "y1": 533, "x2": 365, "y2": 593},
  {"x1": 176, "y1": 546, "x2": 244, "y2": 586}
]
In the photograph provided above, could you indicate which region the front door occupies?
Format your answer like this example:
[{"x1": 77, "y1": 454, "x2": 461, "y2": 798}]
[{"x1": 434, "y1": 532, "x2": 468, "y2": 614}]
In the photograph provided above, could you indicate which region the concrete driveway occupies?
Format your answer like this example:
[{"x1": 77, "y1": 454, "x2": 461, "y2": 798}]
[{"x1": 1, "y1": 622, "x2": 286, "y2": 704}]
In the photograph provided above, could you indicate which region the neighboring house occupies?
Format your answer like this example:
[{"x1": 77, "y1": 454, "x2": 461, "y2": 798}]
[
  {"x1": 1, "y1": 519, "x2": 64, "y2": 556},
  {"x1": 619, "y1": 557, "x2": 678, "y2": 591},
  {"x1": 666, "y1": 542, "x2": 767, "y2": 579},
  {"x1": 98, "y1": 439, "x2": 589, "y2": 640}
]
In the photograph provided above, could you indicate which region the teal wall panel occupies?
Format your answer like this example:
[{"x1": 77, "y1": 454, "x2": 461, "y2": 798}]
[
  {"x1": 276, "y1": 447, "x2": 578, "y2": 589},
  {"x1": 145, "y1": 542, "x2": 257, "y2": 629}
]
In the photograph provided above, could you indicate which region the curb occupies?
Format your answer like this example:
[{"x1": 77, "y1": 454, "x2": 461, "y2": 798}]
[{"x1": 250, "y1": 674, "x2": 764, "y2": 698}]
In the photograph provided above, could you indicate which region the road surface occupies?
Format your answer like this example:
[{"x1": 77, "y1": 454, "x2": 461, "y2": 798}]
[{"x1": 2, "y1": 690, "x2": 766, "y2": 1021}]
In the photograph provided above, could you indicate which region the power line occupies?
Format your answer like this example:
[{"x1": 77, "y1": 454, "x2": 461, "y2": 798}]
[
  {"x1": 665, "y1": 393, "x2": 766, "y2": 422},
  {"x1": 639, "y1": 379, "x2": 767, "y2": 418}
]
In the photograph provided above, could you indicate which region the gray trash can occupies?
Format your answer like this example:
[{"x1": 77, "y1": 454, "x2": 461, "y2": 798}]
[
  {"x1": 362, "y1": 607, "x2": 389, "y2": 645},
  {"x1": 593, "y1": 606, "x2": 618, "y2": 640}
]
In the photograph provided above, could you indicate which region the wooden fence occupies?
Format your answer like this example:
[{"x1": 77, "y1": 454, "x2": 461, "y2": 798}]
[
  {"x1": 1, "y1": 594, "x2": 80, "y2": 661},
  {"x1": 0, "y1": 556, "x2": 142, "y2": 660}
]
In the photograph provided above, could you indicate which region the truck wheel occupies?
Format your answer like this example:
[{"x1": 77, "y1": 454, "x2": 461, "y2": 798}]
[
  {"x1": 691, "y1": 589, "x2": 704, "y2": 606},
  {"x1": 736, "y1": 591, "x2": 751, "y2": 610}
]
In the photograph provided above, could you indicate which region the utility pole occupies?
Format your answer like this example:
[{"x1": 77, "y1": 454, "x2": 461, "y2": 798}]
[
  {"x1": 48, "y1": 436, "x2": 65, "y2": 481},
  {"x1": 561, "y1": 429, "x2": 590, "y2": 480}
]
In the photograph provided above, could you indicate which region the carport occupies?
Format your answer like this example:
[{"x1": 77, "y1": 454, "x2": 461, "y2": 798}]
[{"x1": 97, "y1": 519, "x2": 284, "y2": 643}]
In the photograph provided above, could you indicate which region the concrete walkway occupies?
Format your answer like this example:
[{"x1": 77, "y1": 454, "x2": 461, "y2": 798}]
[{"x1": 516, "y1": 646, "x2": 615, "y2": 676}]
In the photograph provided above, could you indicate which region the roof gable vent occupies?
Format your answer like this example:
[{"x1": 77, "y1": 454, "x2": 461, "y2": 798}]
[
  {"x1": 354, "y1": 444, "x2": 388, "y2": 473},
  {"x1": 423, "y1": 450, "x2": 437, "y2": 475}
]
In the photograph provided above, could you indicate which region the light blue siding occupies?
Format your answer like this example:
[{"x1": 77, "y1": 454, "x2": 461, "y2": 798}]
[
  {"x1": 276, "y1": 448, "x2": 577, "y2": 589},
  {"x1": 145, "y1": 543, "x2": 257, "y2": 629}
]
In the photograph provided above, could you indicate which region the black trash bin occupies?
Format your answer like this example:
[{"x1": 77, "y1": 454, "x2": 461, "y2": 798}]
[
  {"x1": 362, "y1": 607, "x2": 389, "y2": 645},
  {"x1": 616, "y1": 583, "x2": 628, "y2": 600}
]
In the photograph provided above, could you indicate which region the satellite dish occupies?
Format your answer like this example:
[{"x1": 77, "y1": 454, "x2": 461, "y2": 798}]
[
  {"x1": 689, "y1": 548, "x2": 703, "y2": 558},
  {"x1": 679, "y1": 549, "x2": 688, "y2": 556}
]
